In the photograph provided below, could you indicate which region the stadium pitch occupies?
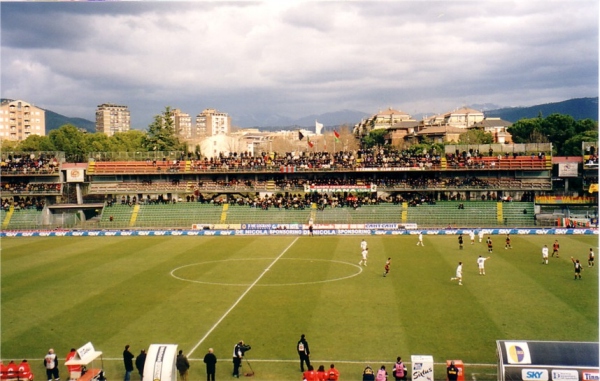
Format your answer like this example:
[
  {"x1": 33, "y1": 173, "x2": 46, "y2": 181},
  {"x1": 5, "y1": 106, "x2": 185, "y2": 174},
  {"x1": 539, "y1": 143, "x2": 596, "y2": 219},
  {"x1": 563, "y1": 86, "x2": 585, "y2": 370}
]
[{"x1": 1, "y1": 234, "x2": 598, "y2": 380}]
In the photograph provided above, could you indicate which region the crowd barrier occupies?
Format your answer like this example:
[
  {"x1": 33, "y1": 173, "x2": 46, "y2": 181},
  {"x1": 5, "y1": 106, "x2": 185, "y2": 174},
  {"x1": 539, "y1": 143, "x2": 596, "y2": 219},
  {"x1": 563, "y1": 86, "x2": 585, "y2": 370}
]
[{"x1": 1, "y1": 228, "x2": 596, "y2": 237}]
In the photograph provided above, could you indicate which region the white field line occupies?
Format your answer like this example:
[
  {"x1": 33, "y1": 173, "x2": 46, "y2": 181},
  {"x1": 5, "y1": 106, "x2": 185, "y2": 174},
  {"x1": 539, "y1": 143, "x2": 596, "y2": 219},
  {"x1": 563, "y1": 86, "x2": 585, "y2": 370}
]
[{"x1": 186, "y1": 237, "x2": 300, "y2": 358}]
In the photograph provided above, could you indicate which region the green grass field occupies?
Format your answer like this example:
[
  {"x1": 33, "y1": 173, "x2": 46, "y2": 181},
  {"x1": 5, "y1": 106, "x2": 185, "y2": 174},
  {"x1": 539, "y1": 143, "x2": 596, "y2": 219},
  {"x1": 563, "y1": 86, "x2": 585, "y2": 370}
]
[{"x1": 1, "y1": 234, "x2": 598, "y2": 381}]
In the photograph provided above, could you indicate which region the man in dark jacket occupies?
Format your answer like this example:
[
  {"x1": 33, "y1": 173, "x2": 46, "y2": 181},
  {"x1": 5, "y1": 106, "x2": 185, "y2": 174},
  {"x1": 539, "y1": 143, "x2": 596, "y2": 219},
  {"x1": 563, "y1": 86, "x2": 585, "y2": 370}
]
[
  {"x1": 297, "y1": 334, "x2": 311, "y2": 372},
  {"x1": 203, "y1": 348, "x2": 217, "y2": 381},
  {"x1": 135, "y1": 350, "x2": 146, "y2": 381},
  {"x1": 176, "y1": 350, "x2": 190, "y2": 381},
  {"x1": 123, "y1": 345, "x2": 134, "y2": 381}
]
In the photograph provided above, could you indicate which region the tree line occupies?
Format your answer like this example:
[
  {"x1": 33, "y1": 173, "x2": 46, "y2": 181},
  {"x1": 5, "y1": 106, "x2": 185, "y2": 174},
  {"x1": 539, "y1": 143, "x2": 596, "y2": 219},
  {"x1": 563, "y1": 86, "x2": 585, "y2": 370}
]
[{"x1": 1, "y1": 109, "x2": 597, "y2": 162}]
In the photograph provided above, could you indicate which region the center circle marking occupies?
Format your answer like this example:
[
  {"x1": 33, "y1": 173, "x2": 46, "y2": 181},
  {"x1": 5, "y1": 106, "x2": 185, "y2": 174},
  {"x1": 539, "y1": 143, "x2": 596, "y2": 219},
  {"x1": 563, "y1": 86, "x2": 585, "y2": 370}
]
[{"x1": 170, "y1": 258, "x2": 363, "y2": 286}]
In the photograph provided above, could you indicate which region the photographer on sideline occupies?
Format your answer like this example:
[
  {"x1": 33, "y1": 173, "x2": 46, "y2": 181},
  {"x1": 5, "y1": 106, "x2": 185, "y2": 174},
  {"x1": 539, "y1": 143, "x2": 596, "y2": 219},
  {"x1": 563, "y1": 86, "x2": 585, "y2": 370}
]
[{"x1": 232, "y1": 341, "x2": 245, "y2": 378}]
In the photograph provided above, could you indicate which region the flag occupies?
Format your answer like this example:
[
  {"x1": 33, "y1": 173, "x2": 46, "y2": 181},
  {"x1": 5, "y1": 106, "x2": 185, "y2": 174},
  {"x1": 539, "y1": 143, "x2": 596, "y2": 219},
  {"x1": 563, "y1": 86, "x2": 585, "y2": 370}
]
[
  {"x1": 308, "y1": 138, "x2": 314, "y2": 148},
  {"x1": 315, "y1": 121, "x2": 324, "y2": 135},
  {"x1": 589, "y1": 183, "x2": 599, "y2": 193},
  {"x1": 298, "y1": 131, "x2": 304, "y2": 140},
  {"x1": 334, "y1": 130, "x2": 340, "y2": 142}
]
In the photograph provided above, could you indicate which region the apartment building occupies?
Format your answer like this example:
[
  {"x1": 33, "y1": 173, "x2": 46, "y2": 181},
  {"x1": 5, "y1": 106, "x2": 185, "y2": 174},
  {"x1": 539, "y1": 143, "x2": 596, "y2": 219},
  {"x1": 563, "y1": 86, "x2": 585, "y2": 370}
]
[
  {"x1": 195, "y1": 108, "x2": 231, "y2": 137},
  {"x1": 95, "y1": 103, "x2": 131, "y2": 136},
  {"x1": 0, "y1": 99, "x2": 45, "y2": 141},
  {"x1": 172, "y1": 108, "x2": 192, "y2": 139}
]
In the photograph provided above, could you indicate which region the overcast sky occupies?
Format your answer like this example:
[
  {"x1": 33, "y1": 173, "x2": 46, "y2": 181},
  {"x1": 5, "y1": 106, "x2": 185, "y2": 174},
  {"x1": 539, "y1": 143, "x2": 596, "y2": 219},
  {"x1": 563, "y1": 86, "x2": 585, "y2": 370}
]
[{"x1": 1, "y1": 1, "x2": 598, "y2": 129}]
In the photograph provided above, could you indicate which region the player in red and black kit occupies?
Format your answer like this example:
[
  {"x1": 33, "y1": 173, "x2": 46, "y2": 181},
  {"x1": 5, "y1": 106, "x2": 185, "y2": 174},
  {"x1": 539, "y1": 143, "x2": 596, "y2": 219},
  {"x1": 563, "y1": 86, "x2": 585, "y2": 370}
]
[
  {"x1": 552, "y1": 240, "x2": 560, "y2": 258},
  {"x1": 504, "y1": 234, "x2": 512, "y2": 249},
  {"x1": 486, "y1": 237, "x2": 493, "y2": 253}
]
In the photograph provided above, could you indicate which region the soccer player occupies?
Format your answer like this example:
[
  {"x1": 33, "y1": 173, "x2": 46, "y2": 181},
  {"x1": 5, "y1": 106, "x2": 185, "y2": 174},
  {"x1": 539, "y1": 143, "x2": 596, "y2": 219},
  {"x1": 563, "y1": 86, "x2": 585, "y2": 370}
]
[
  {"x1": 552, "y1": 240, "x2": 560, "y2": 258},
  {"x1": 469, "y1": 230, "x2": 475, "y2": 245},
  {"x1": 416, "y1": 232, "x2": 424, "y2": 246},
  {"x1": 359, "y1": 248, "x2": 368, "y2": 266},
  {"x1": 361, "y1": 239, "x2": 368, "y2": 251},
  {"x1": 504, "y1": 234, "x2": 512, "y2": 249},
  {"x1": 458, "y1": 234, "x2": 464, "y2": 250},
  {"x1": 477, "y1": 255, "x2": 490, "y2": 275},
  {"x1": 571, "y1": 257, "x2": 582, "y2": 279},
  {"x1": 589, "y1": 248, "x2": 595, "y2": 267},
  {"x1": 450, "y1": 262, "x2": 463, "y2": 285},
  {"x1": 542, "y1": 245, "x2": 549, "y2": 264},
  {"x1": 383, "y1": 258, "x2": 391, "y2": 277},
  {"x1": 486, "y1": 237, "x2": 493, "y2": 253},
  {"x1": 478, "y1": 230, "x2": 484, "y2": 243}
]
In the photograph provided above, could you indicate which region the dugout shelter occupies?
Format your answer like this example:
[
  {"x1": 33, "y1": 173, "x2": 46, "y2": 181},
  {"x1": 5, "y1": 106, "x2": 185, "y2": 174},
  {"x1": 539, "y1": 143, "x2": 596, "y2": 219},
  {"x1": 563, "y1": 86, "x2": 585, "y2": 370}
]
[
  {"x1": 142, "y1": 344, "x2": 178, "y2": 381},
  {"x1": 496, "y1": 340, "x2": 599, "y2": 381},
  {"x1": 64, "y1": 342, "x2": 104, "y2": 381}
]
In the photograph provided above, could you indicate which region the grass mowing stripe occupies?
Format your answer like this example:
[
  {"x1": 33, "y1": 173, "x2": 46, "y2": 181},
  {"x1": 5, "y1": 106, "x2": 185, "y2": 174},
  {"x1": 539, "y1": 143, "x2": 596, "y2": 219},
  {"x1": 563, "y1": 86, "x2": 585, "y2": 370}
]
[{"x1": 186, "y1": 237, "x2": 299, "y2": 358}]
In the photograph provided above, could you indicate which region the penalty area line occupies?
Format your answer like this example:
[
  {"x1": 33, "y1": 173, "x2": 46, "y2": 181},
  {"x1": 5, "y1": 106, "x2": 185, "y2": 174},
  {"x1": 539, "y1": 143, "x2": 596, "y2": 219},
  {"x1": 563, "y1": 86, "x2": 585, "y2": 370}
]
[{"x1": 186, "y1": 237, "x2": 299, "y2": 358}]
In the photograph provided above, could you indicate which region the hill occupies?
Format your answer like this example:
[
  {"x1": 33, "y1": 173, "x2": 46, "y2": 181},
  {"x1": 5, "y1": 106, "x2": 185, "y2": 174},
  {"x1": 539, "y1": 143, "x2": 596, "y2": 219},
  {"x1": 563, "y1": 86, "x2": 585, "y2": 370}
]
[
  {"x1": 485, "y1": 97, "x2": 598, "y2": 122},
  {"x1": 45, "y1": 108, "x2": 96, "y2": 133}
]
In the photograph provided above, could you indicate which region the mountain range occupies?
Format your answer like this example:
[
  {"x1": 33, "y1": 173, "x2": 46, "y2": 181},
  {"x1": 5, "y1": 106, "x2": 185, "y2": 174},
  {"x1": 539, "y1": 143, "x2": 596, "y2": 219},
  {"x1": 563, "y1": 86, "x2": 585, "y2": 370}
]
[{"x1": 3, "y1": 97, "x2": 598, "y2": 133}]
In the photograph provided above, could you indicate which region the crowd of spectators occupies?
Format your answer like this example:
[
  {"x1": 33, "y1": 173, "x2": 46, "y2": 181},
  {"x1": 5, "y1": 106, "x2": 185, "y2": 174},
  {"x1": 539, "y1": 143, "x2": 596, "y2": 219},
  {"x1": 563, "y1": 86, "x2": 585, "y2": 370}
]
[
  {"x1": 2, "y1": 196, "x2": 46, "y2": 211},
  {"x1": 2, "y1": 182, "x2": 62, "y2": 194},
  {"x1": 1, "y1": 154, "x2": 60, "y2": 175},
  {"x1": 107, "y1": 147, "x2": 553, "y2": 172}
]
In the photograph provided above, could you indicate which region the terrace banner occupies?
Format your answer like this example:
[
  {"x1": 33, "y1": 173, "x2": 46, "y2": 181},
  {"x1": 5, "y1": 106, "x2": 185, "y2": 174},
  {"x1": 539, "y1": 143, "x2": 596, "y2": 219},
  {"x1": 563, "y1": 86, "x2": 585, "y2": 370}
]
[
  {"x1": 535, "y1": 195, "x2": 597, "y2": 204},
  {"x1": 303, "y1": 184, "x2": 377, "y2": 193}
]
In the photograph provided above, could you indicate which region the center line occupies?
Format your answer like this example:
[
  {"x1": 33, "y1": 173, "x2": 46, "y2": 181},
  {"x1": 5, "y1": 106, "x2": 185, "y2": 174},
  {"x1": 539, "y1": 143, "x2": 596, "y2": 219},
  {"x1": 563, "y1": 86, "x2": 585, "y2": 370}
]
[{"x1": 186, "y1": 237, "x2": 299, "y2": 357}]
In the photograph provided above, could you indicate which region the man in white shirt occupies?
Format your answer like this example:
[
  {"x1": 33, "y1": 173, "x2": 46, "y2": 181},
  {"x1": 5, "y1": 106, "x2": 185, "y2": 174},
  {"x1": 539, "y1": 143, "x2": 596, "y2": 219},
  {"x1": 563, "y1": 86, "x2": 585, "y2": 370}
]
[
  {"x1": 450, "y1": 262, "x2": 463, "y2": 285},
  {"x1": 477, "y1": 255, "x2": 490, "y2": 275},
  {"x1": 416, "y1": 232, "x2": 424, "y2": 246},
  {"x1": 359, "y1": 248, "x2": 368, "y2": 266},
  {"x1": 542, "y1": 245, "x2": 549, "y2": 264}
]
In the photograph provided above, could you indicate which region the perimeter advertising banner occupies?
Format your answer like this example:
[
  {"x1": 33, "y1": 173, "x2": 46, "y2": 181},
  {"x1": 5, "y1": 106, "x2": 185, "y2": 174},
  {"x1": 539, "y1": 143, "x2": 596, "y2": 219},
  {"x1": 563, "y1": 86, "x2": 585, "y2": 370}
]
[{"x1": 496, "y1": 340, "x2": 599, "y2": 381}]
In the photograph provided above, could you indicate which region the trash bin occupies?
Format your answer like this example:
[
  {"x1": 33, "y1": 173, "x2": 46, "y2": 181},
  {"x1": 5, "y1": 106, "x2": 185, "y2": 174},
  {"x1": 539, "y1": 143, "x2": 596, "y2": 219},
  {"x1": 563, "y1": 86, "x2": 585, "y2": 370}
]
[{"x1": 446, "y1": 360, "x2": 464, "y2": 381}]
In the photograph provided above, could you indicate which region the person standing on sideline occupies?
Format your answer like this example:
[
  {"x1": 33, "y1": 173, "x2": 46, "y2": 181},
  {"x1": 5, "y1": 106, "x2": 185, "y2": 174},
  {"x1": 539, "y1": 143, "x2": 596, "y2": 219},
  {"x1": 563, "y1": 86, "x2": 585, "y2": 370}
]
[
  {"x1": 65, "y1": 348, "x2": 81, "y2": 381},
  {"x1": 571, "y1": 257, "x2": 583, "y2": 280},
  {"x1": 447, "y1": 361, "x2": 459, "y2": 381},
  {"x1": 362, "y1": 365, "x2": 375, "y2": 381},
  {"x1": 478, "y1": 229, "x2": 484, "y2": 243},
  {"x1": 203, "y1": 348, "x2": 217, "y2": 381},
  {"x1": 123, "y1": 345, "x2": 134, "y2": 381},
  {"x1": 375, "y1": 365, "x2": 388, "y2": 381},
  {"x1": 416, "y1": 232, "x2": 424, "y2": 246},
  {"x1": 552, "y1": 240, "x2": 560, "y2": 257},
  {"x1": 469, "y1": 230, "x2": 475, "y2": 245},
  {"x1": 505, "y1": 234, "x2": 512, "y2": 249},
  {"x1": 383, "y1": 258, "x2": 391, "y2": 277},
  {"x1": 297, "y1": 334, "x2": 311, "y2": 372},
  {"x1": 44, "y1": 348, "x2": 60, "y2": 381},
  {"x1": 458, "y1": 234, "x2": 464, "y2": 250},
  {"x1": 302, "y1": 365, "x2": 318, "y2": 381},
  {"x1": 486, "y1": 237, "x2": 493, "y2": 253},
  {"x1": 176, "y1": 350, "x2": 190, "y2": 381},
  {"x1": 450, "y1": 262, "x2": 463, "y2": 285},
  {"x1": 589, "y1": 248, "x2": 595, "y2": 267},
  {"x1": 359, "y1": 248, "x2": 369, "y2": 266},
  {"x1": 327, "y1": 364, "x2": 340, "y2": 381},
  {"x1": 135, "y1": 350, "x2": 146, "y2": 381},
  {"x1": 392, "y1": 357, "x2": 406, "y2": 381},
  {"x1": 232, "y1": 341, "x2": 244, "y2": 378},
  {"x1": 542, "y1": 245, "x2": 549, "y2": 264},
  {"x1": 477, "y1": 255, "x2": 491, "y2": 275}
]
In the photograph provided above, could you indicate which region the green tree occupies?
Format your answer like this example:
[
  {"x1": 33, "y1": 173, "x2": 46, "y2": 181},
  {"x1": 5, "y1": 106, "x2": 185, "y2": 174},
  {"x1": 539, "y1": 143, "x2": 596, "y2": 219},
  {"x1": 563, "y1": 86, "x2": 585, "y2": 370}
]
[
  {"x1": 48, "y1": 125, "x2": 87, "y2": 162},
  {"x1": 11, "y1": 134, "x2": 54, "y2": 152},
  {"x1": 362, "y1": 129, "x2": 387, "y2": 148},
  {"x1": 143, "y1": 106, "x2": 184, "y2": 152},
  {"x1": 562, "y1": 130, "x2": 599, "y2": 157},
  {"x1": 108, "y1": 130, "x2": 146, "y2": 152},
  {"x1": 458, "y1": 129, "x2": 494, "y2": 144}
]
